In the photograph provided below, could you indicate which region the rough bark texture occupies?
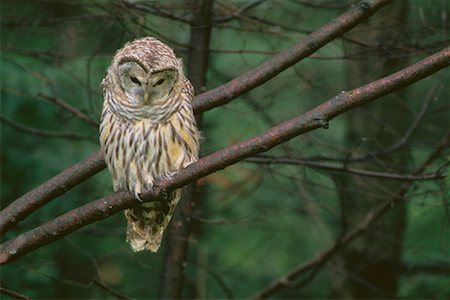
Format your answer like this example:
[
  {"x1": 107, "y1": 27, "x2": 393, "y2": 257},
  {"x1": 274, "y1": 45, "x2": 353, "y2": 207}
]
[{"x1": 332, "y1": 2, "x2": 410, "y2": 298}]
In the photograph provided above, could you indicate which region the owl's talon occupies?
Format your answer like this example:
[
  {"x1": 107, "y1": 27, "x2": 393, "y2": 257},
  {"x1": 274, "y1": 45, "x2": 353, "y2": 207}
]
[{"x1": 135, "y1": 192, "x2": 144, "y2": 203}]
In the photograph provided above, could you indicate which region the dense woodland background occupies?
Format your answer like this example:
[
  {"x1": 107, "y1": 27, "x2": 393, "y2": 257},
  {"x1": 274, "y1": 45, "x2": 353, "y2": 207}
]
[{"x1": 1, "y1": 0, "x2": 449, "y2": 299}]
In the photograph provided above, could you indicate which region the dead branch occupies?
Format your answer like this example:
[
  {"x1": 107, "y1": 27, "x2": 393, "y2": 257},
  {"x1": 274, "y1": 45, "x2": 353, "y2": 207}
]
[{"x1": 0, "y1": 47, "x2": 447, "y2": 265}]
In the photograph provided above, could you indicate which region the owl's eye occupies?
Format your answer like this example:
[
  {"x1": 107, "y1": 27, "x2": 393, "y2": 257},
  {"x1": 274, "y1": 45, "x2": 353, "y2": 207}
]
[
  {"x1": 130, "y1": 76, "x2": 141, "y2": 85},
  {"x1": 154, "y1": 79, "x2": 165, "y2": 86}
]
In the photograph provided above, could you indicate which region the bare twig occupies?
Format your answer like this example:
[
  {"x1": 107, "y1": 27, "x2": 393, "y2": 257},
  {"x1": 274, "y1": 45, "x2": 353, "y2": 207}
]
[
  {"x1": 0, "y1": 287, "x2": 32, "y2": 300},
  {"x1": 399, "y1": 262, "x2": 450, "y2": 275},
  {"x1": 38, "y1": 93, "x2": 99, "y2": 128},
  {"x1": 91, "y1": 278, "x2": 129, "y2": 300},
  {"x1": 350, "y1": 77, "x2": 445, "y2": 161},
  {"x1": 214, "y1": 0, "x2": 269, "y2": 23},
  {"x1": 0, "y1": 47, "x2": 448, "y2": 264},
  {"x1": 0, "y1": 115, "x2": 96, "y2": 141},
  {"x1": 119, "y1": 0, "x2": 192, "y2": 24},
  {"x1": 246, "y1": 155, "x2": 446, "y2": 181}
]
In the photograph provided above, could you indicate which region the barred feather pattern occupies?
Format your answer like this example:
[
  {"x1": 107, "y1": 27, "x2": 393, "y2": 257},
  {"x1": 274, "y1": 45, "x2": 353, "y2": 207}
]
[{"x1": 99, "y1": 37, "x2": 199, "y2": 252}]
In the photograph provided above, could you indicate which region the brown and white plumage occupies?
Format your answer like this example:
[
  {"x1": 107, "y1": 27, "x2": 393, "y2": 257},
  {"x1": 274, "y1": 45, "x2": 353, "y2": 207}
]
[{"x1": 99, "y1": 37, "x2": 199, "y2": 252}]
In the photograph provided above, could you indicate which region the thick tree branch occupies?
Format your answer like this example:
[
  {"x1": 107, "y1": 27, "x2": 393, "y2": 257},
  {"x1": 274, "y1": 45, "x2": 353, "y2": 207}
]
[
  {"x1": 0, "y1": 0, "x2": 395, "y2": 236},
  {"x1": 0, "y1": 47, "x2": 448, "y2": 265}
]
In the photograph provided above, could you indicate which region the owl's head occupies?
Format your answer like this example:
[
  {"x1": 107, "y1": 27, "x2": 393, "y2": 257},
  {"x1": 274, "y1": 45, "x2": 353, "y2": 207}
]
[
  {"x1": 117, "y1": 61, "x2": 178, "y2": 106},
  {"x1": 106, "y1": 37, "x2": 184, "y2": 107}
]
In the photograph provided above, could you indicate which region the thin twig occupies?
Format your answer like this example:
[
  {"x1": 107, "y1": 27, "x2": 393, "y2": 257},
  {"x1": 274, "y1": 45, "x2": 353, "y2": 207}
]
[
  {"x1": 351, "y1": 77, "x2": 445, "y2": 161},
  {"x1": 214, "y1": 0, "x2": 269, "y2": 23},
  {"x1": 0, "y1": 287, "x2": 32, "y2": 300},
  {"x1": 38, "y1": 93, "x2": 99, "y2": 128},
  {"x1": 91, "y1": 279, "x2": 129, "y2": 300},
  {"x1": 0, "y1": 115, "x2": 96, "y2": 141},
  {"x1": 246, "y1": 155, "x2": 445, "y2": 181}
]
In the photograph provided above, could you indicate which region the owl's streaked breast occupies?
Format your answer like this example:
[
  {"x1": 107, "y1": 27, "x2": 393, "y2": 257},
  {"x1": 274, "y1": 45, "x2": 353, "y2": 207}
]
[{"x1": 99, "y1": 102, "x2": 199, "y2": 196}]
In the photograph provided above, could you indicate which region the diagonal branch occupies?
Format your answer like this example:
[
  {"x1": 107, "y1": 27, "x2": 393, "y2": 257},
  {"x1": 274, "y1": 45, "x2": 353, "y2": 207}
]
[
  {"x1": 0, "y1": 0, "x2": 395, "y2": 237},
  {"x1": 0, "y1": 47, "x2": 448, "y2": 265}
]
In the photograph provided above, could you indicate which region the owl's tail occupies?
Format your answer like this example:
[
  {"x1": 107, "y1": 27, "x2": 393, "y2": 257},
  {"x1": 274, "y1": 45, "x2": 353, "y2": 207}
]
[{"x1": 124, "y1": 189, "x2": 180, "y2": 252}]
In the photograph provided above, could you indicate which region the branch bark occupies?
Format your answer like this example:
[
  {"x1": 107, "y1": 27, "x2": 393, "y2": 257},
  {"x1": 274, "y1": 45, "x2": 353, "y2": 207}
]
[
  {"x1": 0, "y1": 0, "x2": 395, "y2": 236},
  {"x1": 0, "y1": 47, "x2": 447, "y2": 265}
]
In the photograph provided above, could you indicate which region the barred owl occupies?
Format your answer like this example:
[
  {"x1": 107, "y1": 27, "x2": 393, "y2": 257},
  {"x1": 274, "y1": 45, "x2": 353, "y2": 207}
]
[{"x1": 99, "y1": 37, "x2": 199, "y2": 252}]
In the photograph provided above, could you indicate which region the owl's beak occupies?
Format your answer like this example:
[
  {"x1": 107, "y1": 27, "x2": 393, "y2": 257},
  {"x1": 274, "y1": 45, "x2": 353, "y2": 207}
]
[
  {"x1": 143, "y1": 84, "x2": 154, "y2": 104},
  {"x1": 143, "y1": 92, "x2": 150, "y2": 104}
]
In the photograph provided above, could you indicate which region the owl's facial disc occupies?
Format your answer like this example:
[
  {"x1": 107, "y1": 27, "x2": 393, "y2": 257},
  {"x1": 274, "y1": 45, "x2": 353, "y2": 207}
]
[
  {"x1": 144, "y1": 69, "x2": 178, "y2": 104},
  {"x1": 118, "y1": 61, "x2": 146, "y2": 105}
]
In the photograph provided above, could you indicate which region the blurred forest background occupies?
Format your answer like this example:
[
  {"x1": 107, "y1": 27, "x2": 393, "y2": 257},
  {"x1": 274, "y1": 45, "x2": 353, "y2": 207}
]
[{"x1": 1, "y1": 0, "x2": 449, "y2": 299}]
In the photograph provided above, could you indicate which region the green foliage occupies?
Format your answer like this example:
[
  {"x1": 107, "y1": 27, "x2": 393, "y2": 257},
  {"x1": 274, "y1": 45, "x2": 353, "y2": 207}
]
[{"x1": 1, "y1": 1, "x2": 449, "y2": 299}]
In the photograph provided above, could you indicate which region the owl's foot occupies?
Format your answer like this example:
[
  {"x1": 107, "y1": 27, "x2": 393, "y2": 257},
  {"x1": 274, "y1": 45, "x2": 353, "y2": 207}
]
[{"x1": 135, "y1": 190, "x2": 144, "y2": 203}]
